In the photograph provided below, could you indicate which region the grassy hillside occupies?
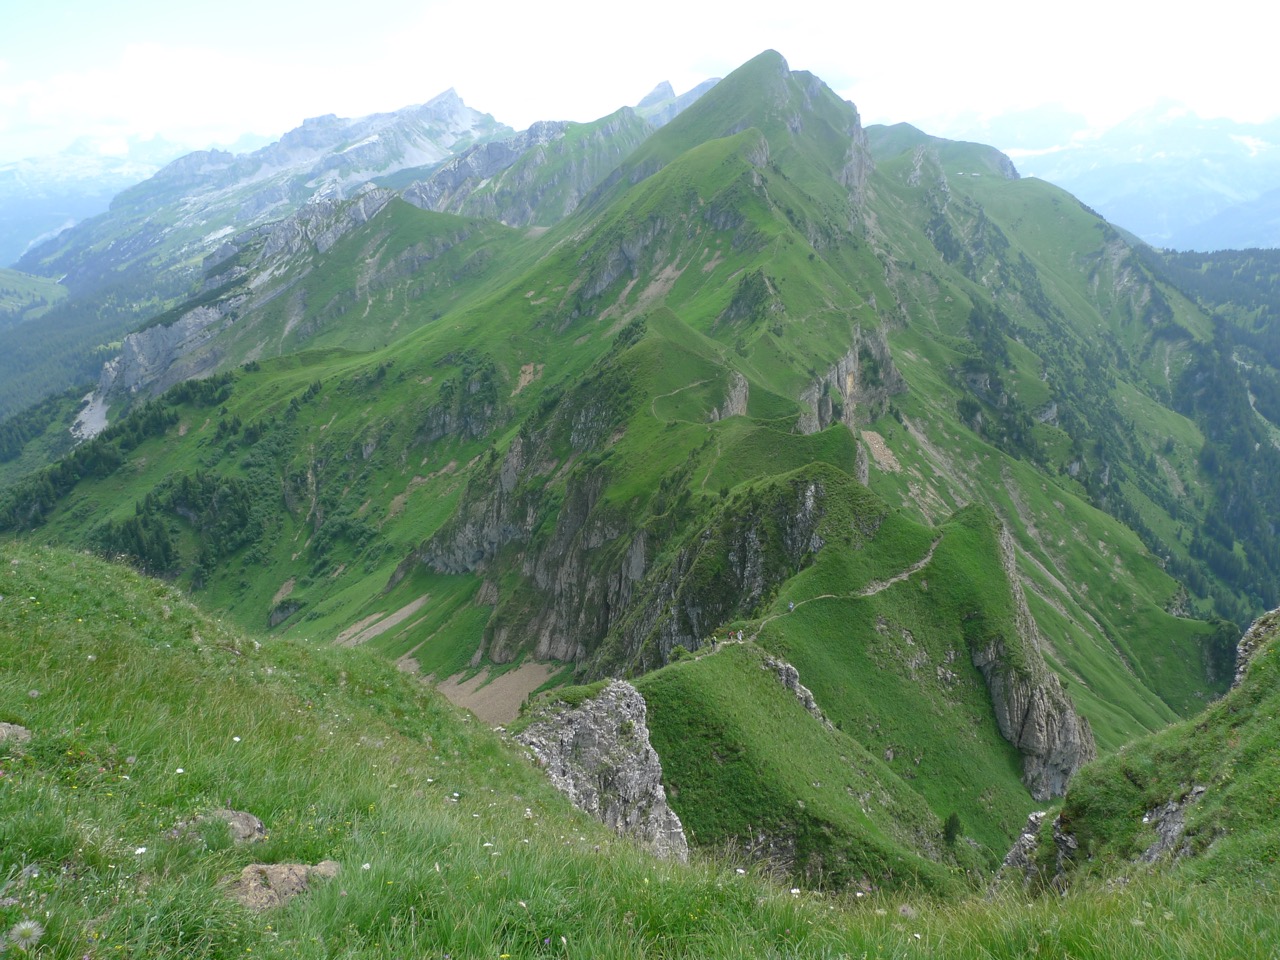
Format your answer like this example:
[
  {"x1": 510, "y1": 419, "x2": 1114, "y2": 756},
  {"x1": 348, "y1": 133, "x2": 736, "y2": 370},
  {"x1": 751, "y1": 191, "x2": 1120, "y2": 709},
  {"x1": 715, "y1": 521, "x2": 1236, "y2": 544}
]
[
  {"x1": 1045, "y1": 611, "x2": 1280, "y2": 887},
  {"x1": 3, "y1": 543, "x2": 1279, "y2": 959},
  {"x1": 0, "y1": 50, "x2": 1246, "y2": 896},
  {"x1": 0, "y1": 267, "x2": 66, "y2": 329}
]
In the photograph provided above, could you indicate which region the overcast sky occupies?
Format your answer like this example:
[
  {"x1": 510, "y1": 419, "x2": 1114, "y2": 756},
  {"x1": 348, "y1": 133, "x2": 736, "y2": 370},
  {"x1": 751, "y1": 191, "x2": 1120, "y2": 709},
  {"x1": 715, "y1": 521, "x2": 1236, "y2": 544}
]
[{"x1": 2, "y1": 0, "x2": 1275, "y2": 165}]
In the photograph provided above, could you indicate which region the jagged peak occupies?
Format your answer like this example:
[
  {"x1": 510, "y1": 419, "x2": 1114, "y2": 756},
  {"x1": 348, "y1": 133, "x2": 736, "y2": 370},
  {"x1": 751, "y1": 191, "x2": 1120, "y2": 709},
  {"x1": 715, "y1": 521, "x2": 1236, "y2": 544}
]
[
  {"x1": 637, "y1": 81, "x2": 676, "y2": 109},
  {"x1": 424, "y1": 87, "x2": 463, "y2": 107}
]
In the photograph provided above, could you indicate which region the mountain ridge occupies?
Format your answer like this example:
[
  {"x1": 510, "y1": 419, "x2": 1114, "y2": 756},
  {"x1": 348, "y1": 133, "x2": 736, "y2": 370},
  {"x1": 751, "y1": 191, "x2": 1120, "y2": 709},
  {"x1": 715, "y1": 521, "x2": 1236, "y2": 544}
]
[{"x1": 1, "y1": 49, "x2": 1275, "y2": 910}]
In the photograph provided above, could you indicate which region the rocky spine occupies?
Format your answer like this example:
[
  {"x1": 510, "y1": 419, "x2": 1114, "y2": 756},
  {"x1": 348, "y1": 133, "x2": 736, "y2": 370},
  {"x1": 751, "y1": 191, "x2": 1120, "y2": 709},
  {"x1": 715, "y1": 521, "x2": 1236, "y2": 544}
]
[
  {"x1": 516, "y1": 680, "x2": 688, "y2": 861},
  {"x1": 972, "y1": 526, "x2": 1097, "y2": 800}
]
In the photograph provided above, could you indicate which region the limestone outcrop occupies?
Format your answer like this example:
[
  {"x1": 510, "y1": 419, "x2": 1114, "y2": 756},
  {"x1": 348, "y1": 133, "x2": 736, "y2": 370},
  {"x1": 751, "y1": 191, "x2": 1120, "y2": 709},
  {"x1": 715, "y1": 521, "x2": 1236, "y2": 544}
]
[
  {"x1": 1234, "y1": 607, "x2": 1280, "y2": 687},
  {"x1": 229, "y1": 860, "x2": 339, "y2": 911},
  {"x1": 972, "y1": 526, "x2": 1096, "y2": 800},
  {"x1": 995, "y1": 810, "x2": 1048, "y2": 888},
  {"x1": 762, "y1": 655, "x2": 832, "y2": 728},
  {"x1": 796, "y1": 327, "x2": 905, "y2": 434},
  {"x1": 516, "y1": 680, "x2": 687, "y2": 861}
]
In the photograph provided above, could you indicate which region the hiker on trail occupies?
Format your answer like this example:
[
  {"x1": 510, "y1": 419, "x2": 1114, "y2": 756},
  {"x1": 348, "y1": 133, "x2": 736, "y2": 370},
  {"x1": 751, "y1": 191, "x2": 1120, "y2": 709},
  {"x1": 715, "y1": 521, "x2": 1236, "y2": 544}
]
[
  {"x1": 737, "y1": 629, "x2": 743, "y2": 642},
  {"x1": 788, "y1": 601, "x2": 795, "y2": 612}
]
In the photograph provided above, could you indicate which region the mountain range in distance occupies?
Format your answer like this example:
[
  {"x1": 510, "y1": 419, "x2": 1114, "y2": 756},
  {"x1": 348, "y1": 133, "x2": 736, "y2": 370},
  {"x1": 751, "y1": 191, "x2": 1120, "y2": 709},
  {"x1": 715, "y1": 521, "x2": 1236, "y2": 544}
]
[{"x1": 4, "y1": 81, "x2": 1278, "y2": 267}]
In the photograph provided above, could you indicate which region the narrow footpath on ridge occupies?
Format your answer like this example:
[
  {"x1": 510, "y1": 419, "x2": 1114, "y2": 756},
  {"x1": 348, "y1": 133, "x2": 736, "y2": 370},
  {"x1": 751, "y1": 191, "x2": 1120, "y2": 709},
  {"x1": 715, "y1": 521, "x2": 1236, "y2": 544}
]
[{"x1": 703, "y1": 534, "x2": 944, "y2": 649}]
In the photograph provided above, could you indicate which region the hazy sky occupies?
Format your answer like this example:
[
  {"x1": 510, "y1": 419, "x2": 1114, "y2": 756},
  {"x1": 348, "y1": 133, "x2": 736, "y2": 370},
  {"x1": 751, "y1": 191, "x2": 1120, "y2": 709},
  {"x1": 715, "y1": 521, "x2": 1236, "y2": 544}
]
[{"x1": 2, "y1": 0, "x2": 1275, "y2": 164}]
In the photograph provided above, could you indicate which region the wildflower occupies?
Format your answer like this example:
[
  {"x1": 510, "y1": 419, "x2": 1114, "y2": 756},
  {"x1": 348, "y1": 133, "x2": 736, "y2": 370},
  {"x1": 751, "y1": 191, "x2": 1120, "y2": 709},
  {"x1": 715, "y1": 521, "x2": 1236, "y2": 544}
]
[
  {"x1": 232, "y1": 736, "x2": 241, "y2": 742},
  {"x1": 790, "y1": 888, "x2": 801, "y2": 895},
  {"x1": 362, "y1": 863, "x2": 371, "y2": 871},
  {"x1": 175, "y1": 768, "x2": 185, "y2": 774},
  {"x1": 9, "y1": 918, "x2": 44, "y2": 950},
  {"x1": 735, "y1": 868, "x2": 746, "y2": 875},
  {"x1": 135, "y1": 847, "x2": 147, "y2": 855}
]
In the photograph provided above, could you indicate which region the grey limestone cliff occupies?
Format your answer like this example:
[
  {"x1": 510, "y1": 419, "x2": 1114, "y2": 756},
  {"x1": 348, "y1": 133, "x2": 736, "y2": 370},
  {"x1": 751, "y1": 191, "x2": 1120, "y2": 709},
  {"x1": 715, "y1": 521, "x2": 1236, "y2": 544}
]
[
  {"x1": 762, "y1": 655, "x2": 832, "y2": 728},
  {"x1": 404, "y1": 110, "x2": 653, "y2": 228},
  {"x1": 516, "y1": 680, "x2": 688, "y2": 861},
  {"x1": 973, "y1": 526, "x2": 1096, "y2": 800},
  {"x1": 79, "y1": 187, "x2": 397, "y2": 430},
  {"x1": 1234, "y1": 606, "x2": 1280, "y2": 688},
  {"x1": 796, "y1": 327, "x2": 905, "y2": 434}
]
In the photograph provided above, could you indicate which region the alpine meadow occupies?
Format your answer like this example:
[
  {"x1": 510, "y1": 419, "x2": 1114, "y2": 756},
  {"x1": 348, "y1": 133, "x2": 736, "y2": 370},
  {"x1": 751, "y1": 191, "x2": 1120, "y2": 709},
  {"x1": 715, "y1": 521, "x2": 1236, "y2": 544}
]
[{"x1": 3, "y1": 50, "x2": 1280, "y2": 958}]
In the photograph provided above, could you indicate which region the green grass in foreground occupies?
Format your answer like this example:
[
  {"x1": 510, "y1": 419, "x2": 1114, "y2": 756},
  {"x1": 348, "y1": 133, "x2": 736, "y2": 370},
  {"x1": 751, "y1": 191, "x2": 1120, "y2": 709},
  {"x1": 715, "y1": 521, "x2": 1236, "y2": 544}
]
[{"x1": 2, "y1": 542, "x2": 1278, "y2": 959}]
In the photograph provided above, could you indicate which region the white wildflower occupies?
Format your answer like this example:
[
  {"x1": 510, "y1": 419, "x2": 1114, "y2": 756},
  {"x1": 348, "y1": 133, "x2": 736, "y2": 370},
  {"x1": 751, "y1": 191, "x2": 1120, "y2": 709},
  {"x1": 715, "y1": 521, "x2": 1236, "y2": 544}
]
[{"x1": 8, "y1": 918, "x2": 44, "y2": 950}]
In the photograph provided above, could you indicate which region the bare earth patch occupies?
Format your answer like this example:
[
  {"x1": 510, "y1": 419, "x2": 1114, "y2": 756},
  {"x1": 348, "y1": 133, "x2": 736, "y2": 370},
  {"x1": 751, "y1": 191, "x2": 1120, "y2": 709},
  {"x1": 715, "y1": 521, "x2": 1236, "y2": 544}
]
[
  {"x1": 434, "y1": 663, "x2": 560, "y2": 725},
  {"x1": 271, "y1": 578, "x2": 295, "y2": 606},
  {"x1": 334, "y1": 595, "x2": 431, "y2": 647},
  {"x1": 229, "y1": 861, "x2": 339, "y2": 911},
  {"x1": 861, "y1": 430, "x2": 902, "y2": 472},
  {"x1": 512, "y1": 362, "x2": 544, "y2": 395}
]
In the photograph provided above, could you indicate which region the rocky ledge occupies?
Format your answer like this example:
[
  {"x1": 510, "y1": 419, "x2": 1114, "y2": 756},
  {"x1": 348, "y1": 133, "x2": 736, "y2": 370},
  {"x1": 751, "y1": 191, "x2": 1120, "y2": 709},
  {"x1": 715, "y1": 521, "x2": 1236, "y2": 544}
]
[{"x1": 516, "y1": 680, "x2": 688, "y2": 861}]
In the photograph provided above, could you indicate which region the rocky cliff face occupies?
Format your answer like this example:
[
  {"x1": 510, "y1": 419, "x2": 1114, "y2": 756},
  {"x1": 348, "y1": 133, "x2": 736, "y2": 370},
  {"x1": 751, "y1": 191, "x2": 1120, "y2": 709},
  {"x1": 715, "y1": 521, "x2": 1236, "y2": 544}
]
[
  {"x1": 762, "y1": 655, "x2": 832, "y2": 728},
  {"x1": 1234, "y1": 606, "x2": 1280, "y2": 687},
  {"x1": 796, "y1": 327, "x2": 905, "y2": 434},
  {"x1": 633, "y1": 79, "x2": 721, "y2": 128},
  {"x1": 257, "y1": 185, "x2": 394, "y2": 260},
  {"x1": 92, "y1": 302, "x2": 237, "y2": 410},
  {"x1": 404, "y1": 110, "x2": 653, "y2": 228},
  {"x1": 397, "y1": 388, "x2": 839, "y2": 673},
  {"x1": 516, "y1": 680, "x2": 688, "y2": 861},
  {"x1": 972, "y1": 526, "x2": 1096, "y2": 800},
  {"x1": 604, "y1": 474, "x2": 829, "y2": 672},
  {"x1": 80, "y1": 188, "x2": 398, "y2": 426}
]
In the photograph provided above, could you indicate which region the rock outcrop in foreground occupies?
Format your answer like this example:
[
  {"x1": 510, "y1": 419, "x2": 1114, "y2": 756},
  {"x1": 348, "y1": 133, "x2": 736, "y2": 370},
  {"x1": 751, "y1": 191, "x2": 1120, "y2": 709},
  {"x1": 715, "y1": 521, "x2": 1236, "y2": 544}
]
[
  {"x1": 516, "y1": 680, "x2": 688, "y2": 861},
  {"x1": 1234, "y1": 607, "x2": 1280, "y2": 687}
]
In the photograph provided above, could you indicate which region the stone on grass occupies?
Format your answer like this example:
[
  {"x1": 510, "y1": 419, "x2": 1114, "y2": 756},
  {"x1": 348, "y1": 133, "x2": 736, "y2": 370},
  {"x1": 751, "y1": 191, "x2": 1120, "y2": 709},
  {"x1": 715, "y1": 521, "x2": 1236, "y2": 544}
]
[{"x1": 229, "y1": 860, "x2": 340, "y2": 911}]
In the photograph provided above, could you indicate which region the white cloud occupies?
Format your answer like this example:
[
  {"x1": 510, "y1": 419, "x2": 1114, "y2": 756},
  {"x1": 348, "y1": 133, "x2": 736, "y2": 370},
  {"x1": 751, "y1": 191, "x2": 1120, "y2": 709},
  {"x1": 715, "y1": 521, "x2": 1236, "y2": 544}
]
[{"x1": 0, "y1": 0, "x2": 1276, "y2": 163}]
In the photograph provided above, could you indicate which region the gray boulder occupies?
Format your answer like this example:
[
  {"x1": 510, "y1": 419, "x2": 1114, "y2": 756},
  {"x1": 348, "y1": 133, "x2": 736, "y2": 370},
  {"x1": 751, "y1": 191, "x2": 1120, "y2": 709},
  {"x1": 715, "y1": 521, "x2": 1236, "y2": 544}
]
[{"x1": 517, "y1": 680, "x2": 687, "y2": 861}]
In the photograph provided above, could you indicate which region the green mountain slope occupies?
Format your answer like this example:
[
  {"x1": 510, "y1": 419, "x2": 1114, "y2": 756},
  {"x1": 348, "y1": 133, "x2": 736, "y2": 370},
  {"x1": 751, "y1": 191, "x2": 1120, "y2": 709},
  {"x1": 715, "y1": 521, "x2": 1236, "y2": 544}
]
[
  {"x1": 403, "y1": 108, "x2": 655, "y2": 227},
  {"x1": 4, "y1": 545, "x2": 1279, "y2": 957},
  {"x1": 0, "y1": 96, "x2": 510, "y2": 421},
  {"x1": 0, "y1": 49, "x2": 1261, "y2": 891},
  {"x1": 1014, "y1": 609, "x2": 1280, "y2": 891}
]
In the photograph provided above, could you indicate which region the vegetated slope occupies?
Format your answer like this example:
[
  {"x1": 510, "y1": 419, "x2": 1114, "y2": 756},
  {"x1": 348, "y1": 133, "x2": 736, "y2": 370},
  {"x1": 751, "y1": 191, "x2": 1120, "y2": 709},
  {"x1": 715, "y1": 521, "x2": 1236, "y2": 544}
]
[
  {"x1": 1016, "y1": 609, "x2": 1280, "y2": 893},
  {"x1": 402, "y1": 108, "x2": 656, "y2": 227},
  {"x1": 86, "y1": 196, "x2": 530, "y2": 411},
  {"x1": 4, "y1": 544, "x2": 1280, "y2": 959},
  {"x1": 0, "y1": 50, "x2": 1246, "y2": 885},
  {"x1": 0, "y1": 94, "x2": 509, "y2": 421},
  {"x1": 1130, "y1": 247, "x2": 1280, "y2": 623},
  {"x1": 0, "y1": 267, "x2": 66, "y2": 329}
]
